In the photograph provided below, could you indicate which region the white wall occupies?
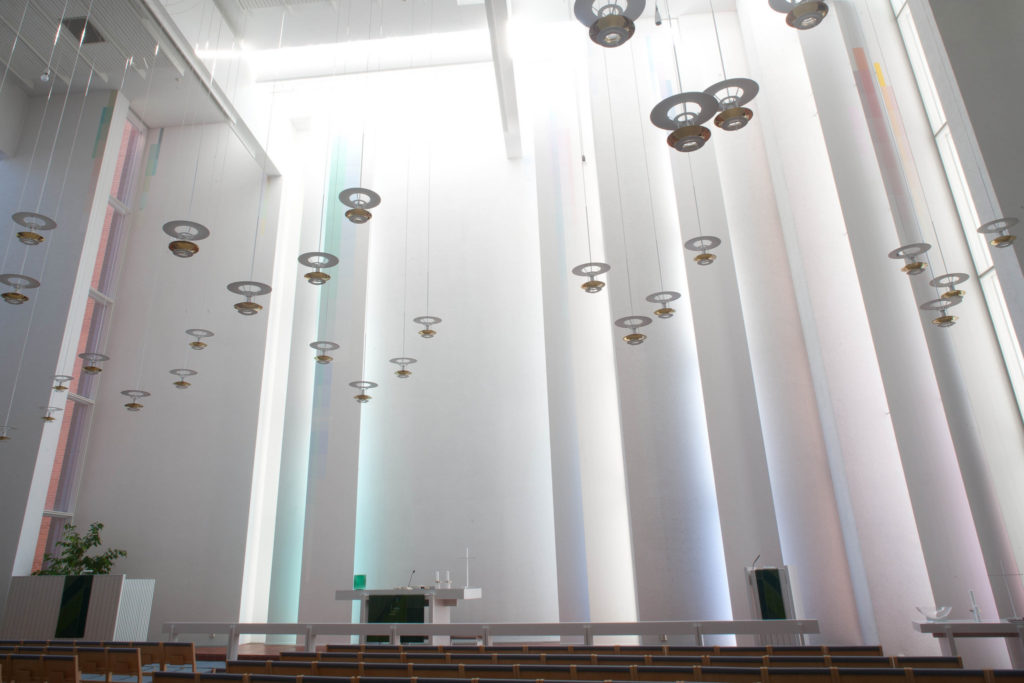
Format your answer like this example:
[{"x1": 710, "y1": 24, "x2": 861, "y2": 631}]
[{"x1": 73, "y1": 120, "x2": 279, "y2": 639}]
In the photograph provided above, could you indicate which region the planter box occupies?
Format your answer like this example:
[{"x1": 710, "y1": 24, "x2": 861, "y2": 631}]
[{"x1": 0, "y1": 575, "x2": 154, "y2": 640}]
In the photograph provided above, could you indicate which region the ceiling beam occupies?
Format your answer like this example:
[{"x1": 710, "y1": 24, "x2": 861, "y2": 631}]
[
  {"x1": 131, "y1": 0, "x2": 280, "y2": 176},
  {"x1": 484, "y1": 0, "x2": 521, "y2": 160}
]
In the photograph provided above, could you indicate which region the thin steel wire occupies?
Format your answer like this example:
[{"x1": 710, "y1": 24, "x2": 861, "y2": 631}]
[
  {"x1": 708, "y1": 0, "x2": 728, "y2": 81},
  {"x1": 603, "y1": 51, "x2": 635, "y2": 314},
  {"x1": 0, "y1": 8, "x2": 67, "y2": 273},
  {"x1": 248, "y1": 11, "x2": 287, "y2": 279},
  {"x1": 0, "y1": 0, "x2": 31, "y2": 97},
  {"x1": 687, "y1": 153, "x2": 704, "y2": 239},
  {"x1": 33, "y1": 0, "x2": 96, "y2": 217},
  {"x1": 630, "y1": 41, "x2": 665, "y2": 292},
  {"x1": 424, "y1": 0, "x2": 436, "y2": 315},
  {"x1": 3, "y1": 52, "x2": 96, "y2": 427},
  {"x1": 573, "y1": 86, "x2": 595, "y2": 264}
]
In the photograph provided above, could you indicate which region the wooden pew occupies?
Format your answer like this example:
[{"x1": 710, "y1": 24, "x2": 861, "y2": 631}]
[
  {"x1": 43, "y1": 655, "x2": 81, "y2": 683},
  {"x1": 696, "y1": 665, "x2": 768, "y2": 683},
  {"x1": 764, "y1": 667, "x2": 837, "y2": 683}
]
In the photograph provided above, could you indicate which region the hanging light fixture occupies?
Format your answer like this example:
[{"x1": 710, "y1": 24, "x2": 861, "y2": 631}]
[
  {"x1": 414, "y1": 315, "x2": 442, "y2": 339},
  {"x1": 0, "y1": 426, "x2": 14, "y2": 441},
  {"x1": 704, "y1": 0, "x2": 759, "y2": 132},
  {"x1": 572, "y1": 262, "x2": 612, "y2": 293},
  {"x1": 186, "y1": 328, "x2": 214, "y2": 350},
  {"x1": 350, "y1": 380, "x2": 378, "y2": 404},
  {"x1": 685, "y1": 236, "x2": 721, "y2": 266},
  {"x1": 650, "y1": 92, "x2": 719, "y2": 153},
  {"x1": 52, "y1": 375, "x2": 73, "y2": 392},
  {"x1": 121, "y1": 389, "x2": 151, "y2": 412},
  {"x1": 930, "y1": 272, "x2": 969, "y2": 304},
  {"x1": 163, "y1": 220, "x2": 210, "y2": 258},
  {"x1": 339, "y1": 188, "x2": 381, "y2": 224},
  {"x1": 0, "y1": 274, "x2": 41, "y2": 304},
  {"x1": 768, "y1": 0, "x2": 829, "y2": 30},
  {"x1": 298, "y1": 252, "x2": 339, "y2": 285},
  {"x1": 705, "y1": 79, "x2": 759, "y2": 132},
  {"x1": 311, "y1": 341, "x2": 340, "y2": 364},
  {"x1": 887, "y1": 242, "x2": 932, "y2": 275},
  {"x1": 41, "y1": 406, "x2": 62, "y2": 423},
  {"x1": 169, "y1": 368, "x2": 197, "y2": 389},
  {"x1": 646, "y1": 291, "x2": 681, "y2": 318},
  {"x1": 12, "y1": 212, "x2": 57, "y2": 246},
  {"x1": 573, "y1": 0, "x2": 646, "y2": 47},
  {"x1": 78, "y1": 352, "x2": 109, "y2": 374},
  {"x1": 978, "y1": 217, "x2": 1018, "y2": 248},
  {"x1": 390, "y1": 357, "x2": 417, "y2": 379},
  {"x1": 920, "y1": 297, "x2": 960, "y2": 328},
  {"x1": 227, "y1": 281, "x2": 272, "y2": 316},
  {"x1": 615, "y1": 315, "x2": 653, "y2": 345}
]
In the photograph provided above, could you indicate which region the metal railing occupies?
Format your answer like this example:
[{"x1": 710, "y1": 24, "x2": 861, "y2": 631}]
[{"x1": 162, "y1": 620, "x2": 820, "y2": 660}]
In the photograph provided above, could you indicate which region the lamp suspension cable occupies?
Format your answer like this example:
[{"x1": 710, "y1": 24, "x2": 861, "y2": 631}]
[
  {"x1": 42, "y1": 0, "x2": 72, "y2": 85},
  {"x1": 249, "y1": 11, "x2": 287, "y2": 280},
  {"x1": 573, "y1": 87, "x2": 595, "y2": 265},
  {"x1": 603, "y1": 51, "x2": 636, "y2": 315},
  {"x1": 2, "y1": 0, "x2": 95, "y2": 435},
  {"x1": 0, "y1": 0, "x2": 30, "y2": 98},
  {"x1": 630, "y1": 42, "x2": 665, "y2": 292},
  {"x1": 708, "y1": 0, "x2": 727, "y2": 80},
  {"x1": 52, "y1": 69, "x2": 95, "y2": 381},
  {"x1": 33, "y1": 0, "x2": 96, "y2": 220},
  {"x1": 1, "y1": 2, "x2": 70, "y2": 273},
  {"x1": 687, "y1": 153, "x2": 704, "y2": 239},
  {"x1": 402, "y1": 145, "x2": 412, "y2": 358},
  {"x1": 186, "y1": 17, "x2": 224, "y2": 218},
  {"x1": 425, "y1": 0, "x2": 436, "y2": 316},
  {"x1": 399, "y1": 0, "x2": 420, "y2": 359},
  {"x1": 319, "y1": 0, "x2": 348, "y2": 255},
  {"x1": 136, "y1": 2, "x2": 216, "y2": 392}
]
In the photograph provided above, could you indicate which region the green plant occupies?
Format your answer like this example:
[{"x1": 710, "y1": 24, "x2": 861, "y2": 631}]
[{"x1": 33, "y1": 522, "x2": 127, "y2": 575}]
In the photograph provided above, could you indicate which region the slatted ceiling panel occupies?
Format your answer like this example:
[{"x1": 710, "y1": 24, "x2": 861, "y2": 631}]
[
  {"x1": 87, "y1": 1, "x2": 161, "y2": 71},
  {"x1": 0, "y1": 2, "x2": 55, "y2": 92},
  {"x1": 0, "y1": 0, "x2": 166, "y2": 95}
]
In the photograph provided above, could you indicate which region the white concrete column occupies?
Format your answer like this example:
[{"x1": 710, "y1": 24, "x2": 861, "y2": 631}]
[
  {"x1": 296, "y1": 107, "x2": 371, "y2": 628},
  {"x1": 719, "y1": 5, "x2": 863, "y2": 644},
  {"x1": 799, "y1": 1, "x2": 1005, "y2": 664},
  {"x1": 661, "y1": 17, "x2": 786, "y2": 624},
  {"x1": 265, "y1": 112, "x2": 326, "y2": 628},
  {"x1": 589, "y1": 45, "x2": 731, "y2": 623},
  {"x1": 350, "y1": 62, "x2": 559, "y2": 623},
  {"x1": 525, "y1": 30, "x2": 637, "y2": 624},
  {"x1": 738, "y1": 0, "x2": 935, "y2": 653}
]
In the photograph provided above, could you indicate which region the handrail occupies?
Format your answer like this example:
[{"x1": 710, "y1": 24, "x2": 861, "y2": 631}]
[{"x1": 162, "y1": 620, "x2": 820, "y2": 660}]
